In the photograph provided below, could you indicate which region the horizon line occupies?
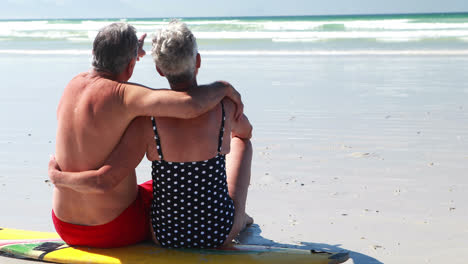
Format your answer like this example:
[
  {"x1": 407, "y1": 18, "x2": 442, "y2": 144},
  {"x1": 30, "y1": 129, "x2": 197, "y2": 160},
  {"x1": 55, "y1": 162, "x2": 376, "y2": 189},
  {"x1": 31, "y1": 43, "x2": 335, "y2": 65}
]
[{"x1": 1, "y1": 11, "x2": 468, "y2": 21}]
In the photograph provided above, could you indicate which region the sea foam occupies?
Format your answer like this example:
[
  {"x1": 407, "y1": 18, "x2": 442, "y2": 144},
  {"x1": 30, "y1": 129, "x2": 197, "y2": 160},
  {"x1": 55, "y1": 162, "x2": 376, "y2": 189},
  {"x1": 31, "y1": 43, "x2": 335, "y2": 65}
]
[
  {"x1": 1, "y1": 14, "x2": 468, "y2": 51},
  {"x1": 2, "y1": 49, "x2": 467, "y2": 56}
]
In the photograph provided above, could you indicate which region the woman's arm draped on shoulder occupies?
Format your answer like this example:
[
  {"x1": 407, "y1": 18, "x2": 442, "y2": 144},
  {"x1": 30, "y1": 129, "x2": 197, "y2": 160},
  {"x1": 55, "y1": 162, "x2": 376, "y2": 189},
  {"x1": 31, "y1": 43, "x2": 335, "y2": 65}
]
[
  {"x1": 122, "y1": 81, "x2": 244, "y2": 119},
  {"x1": 48, "y1": 118, "x2": 148, "y2": 193}
]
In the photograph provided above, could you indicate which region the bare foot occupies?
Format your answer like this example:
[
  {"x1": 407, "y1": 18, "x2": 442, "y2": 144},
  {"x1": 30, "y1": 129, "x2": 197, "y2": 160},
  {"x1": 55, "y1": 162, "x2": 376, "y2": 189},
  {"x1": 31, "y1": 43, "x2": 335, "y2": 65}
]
[{"x1": 243, "y1": 213, "x2": 254, "y2": 228}]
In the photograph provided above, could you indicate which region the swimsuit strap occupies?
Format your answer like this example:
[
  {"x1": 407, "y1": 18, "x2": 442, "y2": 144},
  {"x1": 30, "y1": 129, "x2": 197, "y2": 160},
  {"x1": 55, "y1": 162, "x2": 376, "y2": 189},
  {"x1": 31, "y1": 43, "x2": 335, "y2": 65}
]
[
  {"x1": 217, "y1": 102, "x2": 225, "y2": 153},
  {"x1": 151, "y1": 116, "x2": 164, "y2": 160}
]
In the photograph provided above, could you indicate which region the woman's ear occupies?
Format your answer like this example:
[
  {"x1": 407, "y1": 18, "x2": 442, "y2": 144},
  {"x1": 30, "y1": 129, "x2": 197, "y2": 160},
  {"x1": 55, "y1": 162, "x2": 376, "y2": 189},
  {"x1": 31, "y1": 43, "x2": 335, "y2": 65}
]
[{"x1": 125, "y1": 58, "x2": 136, "y2": 80}]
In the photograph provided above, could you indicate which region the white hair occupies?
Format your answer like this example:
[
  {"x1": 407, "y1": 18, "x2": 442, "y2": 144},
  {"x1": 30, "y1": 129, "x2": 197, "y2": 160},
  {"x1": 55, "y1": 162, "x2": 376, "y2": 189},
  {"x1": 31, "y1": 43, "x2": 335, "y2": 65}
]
[{"x1": 151, "y1": 20, "x2": 198, "y2": 83}]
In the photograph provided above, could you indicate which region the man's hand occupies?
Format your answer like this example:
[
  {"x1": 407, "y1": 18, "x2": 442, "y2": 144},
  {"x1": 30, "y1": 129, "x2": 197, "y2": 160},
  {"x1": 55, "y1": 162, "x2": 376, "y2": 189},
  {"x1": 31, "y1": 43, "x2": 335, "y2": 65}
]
[
  {"x1": 216, "y1": 81, "x2": 244, "y2": 120},
  {"x1": 48, "y1": 155, "x2": 62, "y2": 186},
  {"x1": 137, "y1": 33, "x2": 147, "y2": 61}
]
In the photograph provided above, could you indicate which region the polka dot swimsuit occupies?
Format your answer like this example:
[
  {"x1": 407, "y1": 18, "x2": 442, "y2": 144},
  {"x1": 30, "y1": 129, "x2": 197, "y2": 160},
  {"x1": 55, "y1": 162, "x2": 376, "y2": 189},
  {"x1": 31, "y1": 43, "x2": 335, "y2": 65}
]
[{"x1": 150, "y1": 102, "x2": 235, "y2": 248}]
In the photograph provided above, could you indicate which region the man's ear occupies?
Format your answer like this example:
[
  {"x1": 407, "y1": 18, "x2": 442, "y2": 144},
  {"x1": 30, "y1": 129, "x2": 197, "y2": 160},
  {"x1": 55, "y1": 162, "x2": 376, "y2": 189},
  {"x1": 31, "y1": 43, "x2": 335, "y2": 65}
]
[
  {"x1": 125, "y1": 58, "x2": 137, "y2": 80},
  {"x1": 196, "y1": 53, "x2": 201, "y2": 69},
  {"x1": 156, "y1": 65, "x2": 165, "y2": 77}
]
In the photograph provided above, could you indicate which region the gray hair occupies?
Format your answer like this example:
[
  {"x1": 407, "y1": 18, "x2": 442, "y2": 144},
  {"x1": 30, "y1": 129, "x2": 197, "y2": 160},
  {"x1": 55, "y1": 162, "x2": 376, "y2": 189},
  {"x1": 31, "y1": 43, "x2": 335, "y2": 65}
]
[
  {"x1": 92, "y1": 23, "x2": 139, "y2": 75},
  {"x1": 151, "y1": 20, "x2": 198, "y2": 83}
]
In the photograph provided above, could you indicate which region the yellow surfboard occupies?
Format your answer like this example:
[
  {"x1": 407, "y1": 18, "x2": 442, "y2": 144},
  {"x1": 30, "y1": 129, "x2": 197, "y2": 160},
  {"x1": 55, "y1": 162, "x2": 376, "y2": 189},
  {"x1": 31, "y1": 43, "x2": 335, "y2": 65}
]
[{"x1": 0, "y1": 227, "x2": 349, "y2": 264}]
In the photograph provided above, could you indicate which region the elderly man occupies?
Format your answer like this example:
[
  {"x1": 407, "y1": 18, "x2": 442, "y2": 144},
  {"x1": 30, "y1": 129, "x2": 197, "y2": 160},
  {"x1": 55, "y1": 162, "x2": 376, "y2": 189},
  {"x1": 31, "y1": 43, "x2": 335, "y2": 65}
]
[{"x1": 49, "y1": 22, "x2": 243, "y2": 248}]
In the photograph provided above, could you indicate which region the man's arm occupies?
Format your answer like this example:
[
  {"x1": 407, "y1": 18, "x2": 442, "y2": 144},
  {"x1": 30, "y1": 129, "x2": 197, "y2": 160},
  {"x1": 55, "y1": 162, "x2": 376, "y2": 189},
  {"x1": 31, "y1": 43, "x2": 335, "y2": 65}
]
[
  {"x1": 223, "y1": 98, "x2": 252, "y2": 140},
  {"x1": 49, "y1": 117, "x2": 148, "y2": 193},
  {"x1": 137, "y1": 33, "x2": 146, "y2": 61},
  {"x1": 122, "y1": 81, "x2": 243, "y2": 120},
  {"x1": 130, "y1": 33, "x2": 241, "y2": 119},
  {"x1": 232, "y1": 114, "x2": 253, "y2": 140}
]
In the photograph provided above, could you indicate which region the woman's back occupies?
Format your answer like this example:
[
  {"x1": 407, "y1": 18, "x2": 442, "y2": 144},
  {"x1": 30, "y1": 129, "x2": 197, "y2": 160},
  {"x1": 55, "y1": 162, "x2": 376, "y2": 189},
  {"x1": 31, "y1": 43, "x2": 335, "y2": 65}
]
[
  {"x1": 146, "y1": 100, "x2": 232, "y2": 163},
  {"x1": 149, "y1": 100, "x2": 235, "y2": 248}
]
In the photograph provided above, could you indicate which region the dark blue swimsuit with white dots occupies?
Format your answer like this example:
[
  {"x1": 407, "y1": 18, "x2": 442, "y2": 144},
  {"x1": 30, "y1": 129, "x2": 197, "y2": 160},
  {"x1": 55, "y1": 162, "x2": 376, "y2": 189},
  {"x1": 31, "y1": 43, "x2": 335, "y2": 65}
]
[{"x1": 150, "y1": 102, "x2": 235, "y2": 248}]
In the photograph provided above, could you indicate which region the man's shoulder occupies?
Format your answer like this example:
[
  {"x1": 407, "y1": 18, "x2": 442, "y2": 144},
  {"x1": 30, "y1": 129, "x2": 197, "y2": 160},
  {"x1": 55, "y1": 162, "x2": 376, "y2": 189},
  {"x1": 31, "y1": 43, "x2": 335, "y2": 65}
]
[
  {"x1": 66, "y1": 72, "x2": 124, "y2": 102},
  {"x1": 118, "y1": 82, "x2": 156, "y2": 101},
  {"x1": 71, "y1": 71, "x2": 91, "y2": 81},
  {"x1": 68, "y1": 72, "x2": 99, "y2": 88},
  {"x1": 122, "y1": 81, "x2": 150, "y2": 90}
]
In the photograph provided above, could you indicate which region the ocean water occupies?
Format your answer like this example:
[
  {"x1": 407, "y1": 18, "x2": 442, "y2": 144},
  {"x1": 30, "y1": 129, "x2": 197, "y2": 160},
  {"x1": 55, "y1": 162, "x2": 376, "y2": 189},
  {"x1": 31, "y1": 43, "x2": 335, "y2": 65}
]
[{"x1": 1, "y1": 13, "x2": 468, "y2": 54}]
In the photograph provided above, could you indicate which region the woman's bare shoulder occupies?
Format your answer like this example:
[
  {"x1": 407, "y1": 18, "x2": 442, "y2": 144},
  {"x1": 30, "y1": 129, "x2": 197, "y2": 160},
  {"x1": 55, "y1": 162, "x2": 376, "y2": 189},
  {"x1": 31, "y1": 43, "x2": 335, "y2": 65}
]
[{"x1": 221, "y1": 98, "x2": 236, "y2": 120}]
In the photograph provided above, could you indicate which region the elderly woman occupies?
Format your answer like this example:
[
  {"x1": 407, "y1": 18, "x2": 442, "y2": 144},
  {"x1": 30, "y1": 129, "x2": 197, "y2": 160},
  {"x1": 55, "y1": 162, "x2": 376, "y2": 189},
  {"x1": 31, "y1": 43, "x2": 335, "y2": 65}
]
[
  {"x1": 50, "y1": 20, "x2": 253, "y2": 248},
  {"x1": 146, "y1": 20, "x2": 253, "y2": 248}
]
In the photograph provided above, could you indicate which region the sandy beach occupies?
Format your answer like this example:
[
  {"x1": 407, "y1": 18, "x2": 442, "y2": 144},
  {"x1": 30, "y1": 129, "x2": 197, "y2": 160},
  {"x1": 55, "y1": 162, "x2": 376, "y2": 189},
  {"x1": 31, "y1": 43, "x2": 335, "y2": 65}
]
[{"x1": 1, "y1": 46, "x2": 468, "y2": 264}]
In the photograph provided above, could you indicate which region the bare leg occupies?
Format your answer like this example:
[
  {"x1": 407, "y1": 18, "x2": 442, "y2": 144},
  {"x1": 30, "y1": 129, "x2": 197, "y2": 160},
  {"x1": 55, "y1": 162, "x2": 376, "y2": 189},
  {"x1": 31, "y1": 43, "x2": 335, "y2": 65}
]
[{"x1": 223, "y1": 137, "x2": 253, "y2": 246}]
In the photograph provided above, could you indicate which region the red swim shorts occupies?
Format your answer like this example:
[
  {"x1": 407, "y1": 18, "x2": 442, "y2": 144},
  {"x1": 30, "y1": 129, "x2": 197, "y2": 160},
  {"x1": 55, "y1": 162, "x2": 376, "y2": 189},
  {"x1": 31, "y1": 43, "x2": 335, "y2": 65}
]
[{"x1": 52, "y1": 180, "x2": 153, "y2": 248}]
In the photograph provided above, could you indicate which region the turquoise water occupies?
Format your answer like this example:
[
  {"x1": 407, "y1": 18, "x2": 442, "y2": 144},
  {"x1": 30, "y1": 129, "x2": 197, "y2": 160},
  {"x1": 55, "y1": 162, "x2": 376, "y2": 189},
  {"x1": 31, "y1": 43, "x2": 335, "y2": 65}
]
[{"x1": 1, "y1": 13, "x2": 468, "y2": 54}]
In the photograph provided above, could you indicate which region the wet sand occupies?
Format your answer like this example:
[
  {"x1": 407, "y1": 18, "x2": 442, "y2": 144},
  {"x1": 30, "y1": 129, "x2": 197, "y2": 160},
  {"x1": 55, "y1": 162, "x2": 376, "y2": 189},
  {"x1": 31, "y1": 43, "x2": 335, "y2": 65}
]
[{"x1": 1, "y1": 53, "x2": 468, "y2": 263}]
